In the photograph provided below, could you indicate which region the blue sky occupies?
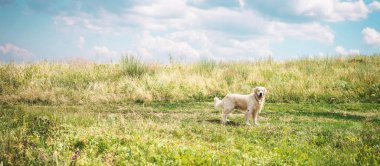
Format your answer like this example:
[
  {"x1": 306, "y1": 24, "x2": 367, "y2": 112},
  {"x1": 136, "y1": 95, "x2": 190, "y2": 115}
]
[{"x1": 0, "y1": 0, "x2": 380, "y2": 63}]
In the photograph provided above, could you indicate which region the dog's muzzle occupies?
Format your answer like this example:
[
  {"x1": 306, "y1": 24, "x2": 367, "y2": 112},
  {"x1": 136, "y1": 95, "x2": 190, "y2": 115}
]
[{"x1": 258, "y1": 93, "x2": 263, "y2": 97}]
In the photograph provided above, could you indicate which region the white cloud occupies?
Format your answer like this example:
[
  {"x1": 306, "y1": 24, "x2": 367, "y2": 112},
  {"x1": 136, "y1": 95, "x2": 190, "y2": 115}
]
[
  {"x1": 55, "y1": 0, "x2": 334, "y2": 44},
  {"x1": 133, "y1": 31, "x2": 275, "y2": 62},
  {"x1": 77, "y1": 36, "x2": 85, "y2": 49},
  {"x1": 126, "y1": 0, "x2": 200, "y2": 31},
  {"x1": 335, "y1": 46, "x2": 360, "y2": 55},
  {"x1": 93, "y1": 46, "x2": 118, "y2": 57},
  {"x1": 130, "y1": 0, "x2": 188, "y2": 19},
  {"x1": 369, "y1": 1, "x2": 380, "y2": 11},
  {"x1": 335, "y1": 46, "x2": 345, "y2": 54},
  {"x1": 127, "y1": 1, "x2": 334, "y2": 60},
  {"x1": 53, "y1": 15, "x2": 76, "y2": 26},
  {"x1": 129, "y1": 1, "x2": 334, "y2": 42},
  {"x1": 54, "y1": 10, "x2": 131, "y2": 34},
  {"x1": 362, "y1": 27, "x2": 380, "y2": 47},
  {"x1": 0, "y1": 43, "x2": 32, "y2": 56},
  {"x1": 269, "y1": 22, "x2": 334, "y2": 43},
  {"x1": 293, "y1": 0, "x2": 369, "y2": 22},
  {"x1": 134, "y1": 32, "x2": 202, "y2": 61},
  {"x1": 238, "y1": 0, "x2": 245, "y2": 8},
  {"x1": 53, "y1": 0, "x2": 337, "y2": 61}
]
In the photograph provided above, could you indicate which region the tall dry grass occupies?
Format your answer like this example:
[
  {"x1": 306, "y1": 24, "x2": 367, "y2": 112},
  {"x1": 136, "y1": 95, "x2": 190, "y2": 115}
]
[{"x1": 0, "y1": 55, "x2": 379, "y2": 104}]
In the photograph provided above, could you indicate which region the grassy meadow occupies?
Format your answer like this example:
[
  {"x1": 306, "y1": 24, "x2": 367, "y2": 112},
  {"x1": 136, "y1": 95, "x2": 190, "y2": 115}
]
[
  {"x1": 1, "y1": 55, "x2": 380, "y2": 165},
  {"x1": 0, "y1": 55, "x2": 379, "y2": 104}
]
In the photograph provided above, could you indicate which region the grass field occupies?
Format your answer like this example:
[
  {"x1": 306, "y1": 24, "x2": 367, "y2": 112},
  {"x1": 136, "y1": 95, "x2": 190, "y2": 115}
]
[
  {"x1": 0, "y1": 55, "x2": 379, "y2": 104},
  {"x1": 1, "y1": 55, "x2": 380, "y2": 165},
  {"x1": 1, "y1": 103, "x2": 379, "y2": 165}
]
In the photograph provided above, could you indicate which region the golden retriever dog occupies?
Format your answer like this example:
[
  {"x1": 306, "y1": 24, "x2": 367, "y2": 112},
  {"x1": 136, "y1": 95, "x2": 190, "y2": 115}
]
[{"x1": 214, "y1": 86, "x2": 266, "y2": 125}]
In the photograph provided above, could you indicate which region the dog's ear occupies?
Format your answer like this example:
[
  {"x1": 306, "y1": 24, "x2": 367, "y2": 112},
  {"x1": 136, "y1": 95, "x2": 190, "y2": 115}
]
[
  {"x1": 264, "y1": 87, "x2": 267, "y2": 94},
  {"x1": 252, "y1": 87, "x2": 258, "y2": 94}
]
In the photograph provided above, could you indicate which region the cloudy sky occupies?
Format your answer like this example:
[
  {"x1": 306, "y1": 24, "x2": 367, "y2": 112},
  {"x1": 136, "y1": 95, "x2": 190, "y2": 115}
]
[{"x1": 1, "y1": 0, "x2": 380, "y2": 63}]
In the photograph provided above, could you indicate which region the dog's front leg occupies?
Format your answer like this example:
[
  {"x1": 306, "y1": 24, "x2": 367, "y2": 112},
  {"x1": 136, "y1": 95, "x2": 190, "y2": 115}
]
[
  {"x1": 253, "y1": 110, "x2": 260, "y2": 125},
  {"x1": 245, "y1": 109, "x2": 253, "y2": 125}
]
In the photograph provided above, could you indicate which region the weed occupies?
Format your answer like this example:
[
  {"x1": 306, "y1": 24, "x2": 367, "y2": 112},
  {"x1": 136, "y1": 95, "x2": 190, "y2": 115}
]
[{"x1": 120, "y1": 55, "x2": 151, "y2": 78}]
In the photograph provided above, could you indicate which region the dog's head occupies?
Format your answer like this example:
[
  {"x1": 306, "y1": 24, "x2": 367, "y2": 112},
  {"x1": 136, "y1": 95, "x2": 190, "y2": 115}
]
[{"x1": 253, "y1": 86, "x2": 266, "y2": 100}]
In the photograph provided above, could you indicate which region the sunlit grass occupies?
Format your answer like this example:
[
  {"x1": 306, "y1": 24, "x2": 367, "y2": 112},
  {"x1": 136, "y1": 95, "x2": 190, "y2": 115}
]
[
  {"x1": 1, "y1": 55, "x2": 379, "y2": 105},
  {"x1": 0, "y1": 55, "x2": 379, "y2": 164},
  {"x1": 1, "y1": 103, "x2": 379, "y2": 165}
]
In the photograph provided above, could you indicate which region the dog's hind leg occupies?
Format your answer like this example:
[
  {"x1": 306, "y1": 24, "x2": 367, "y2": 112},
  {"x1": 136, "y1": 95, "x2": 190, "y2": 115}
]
[{"x1": 221, "y1": 108, "x2": 233, "y2": 125}]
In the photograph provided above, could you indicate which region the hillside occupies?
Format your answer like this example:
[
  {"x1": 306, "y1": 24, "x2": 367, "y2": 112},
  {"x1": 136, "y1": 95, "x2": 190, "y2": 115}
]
[{"x1": 1, "y1": 55, "x2": 379, "y2": 105}]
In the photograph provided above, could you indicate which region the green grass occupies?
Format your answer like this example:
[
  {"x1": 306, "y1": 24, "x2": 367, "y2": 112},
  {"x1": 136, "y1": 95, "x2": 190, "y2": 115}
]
[
  {"x1": 0, "y1": 55, "x2": 379, "y2": 104},
  {"x1": 1, "y1": 55, "x2": 379, "y2": 165},
  {"x1": 1, "y1": 103, "x2": 379, "y2": 165},
  {"x1": 120, "y1": 55, "x2": 154, "y2": 78}
]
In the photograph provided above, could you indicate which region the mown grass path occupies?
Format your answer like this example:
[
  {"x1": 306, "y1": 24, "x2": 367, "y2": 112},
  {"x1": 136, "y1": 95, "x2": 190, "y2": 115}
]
[{"x1": 1, "y1": 102, "x2": 379, "y2": 165}]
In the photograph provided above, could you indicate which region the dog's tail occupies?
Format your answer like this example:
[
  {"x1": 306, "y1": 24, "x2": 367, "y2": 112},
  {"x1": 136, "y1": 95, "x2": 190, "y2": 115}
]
[{"x1": 214, "y1": 97, "x2": 223, "y2": 109}]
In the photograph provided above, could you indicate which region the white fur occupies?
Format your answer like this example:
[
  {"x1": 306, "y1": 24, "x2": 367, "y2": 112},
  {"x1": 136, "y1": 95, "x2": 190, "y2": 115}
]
[{"x1": 214, "y1": 86, "x2": 266, "y2": 125}]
